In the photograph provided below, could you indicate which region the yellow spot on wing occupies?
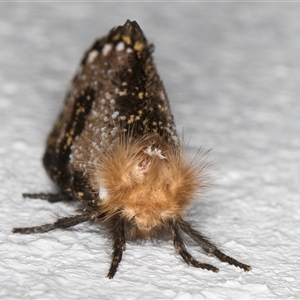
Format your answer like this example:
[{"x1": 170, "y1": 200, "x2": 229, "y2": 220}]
[
  {"x1": 122, "y1": 35, "x2": 132, "y2": 45},
  {"x1": 134, "y1": 41, "x2": 145, "y2": 52},
  {"x1": 112, "y1": 33, "x2": 121, "y2": 41},
  {"x1": 138, "y1": 92, "x2": 144, "y2": 99}
]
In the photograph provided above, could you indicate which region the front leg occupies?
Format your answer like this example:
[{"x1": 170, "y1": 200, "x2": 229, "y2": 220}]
[
  {"x1": 212, "y1": 248, "x2": 251, "y2": 271},
  {"x1": 178, "y1": 220, "x2": 251, "y2": 272},
  {"x1": 12, "y1": 213, "x2": 92, "y2": 234},
  {"x1": 22, "y1": 190, "x2": 75, "y2": 202},
  {"x1": 172, "y1": 221, "x2": 219, "y2": 272},
  {"x1": 106, "y1": 216, "x2": 126, "y2": 279}
]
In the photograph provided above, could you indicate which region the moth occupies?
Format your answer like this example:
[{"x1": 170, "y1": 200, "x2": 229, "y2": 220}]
[{"x1": 13, "y1": 20, "x2": 251, "y2": 278}]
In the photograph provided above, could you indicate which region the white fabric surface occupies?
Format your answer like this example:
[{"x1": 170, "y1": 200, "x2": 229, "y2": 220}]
[{"x1": 1, "y1": 3, "x2": 299, "y2": 299}]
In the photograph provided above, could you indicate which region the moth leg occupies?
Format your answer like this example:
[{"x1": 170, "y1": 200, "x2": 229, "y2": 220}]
[
  {"x1": 212, "y1": 248, "x2": 252, "y2": 271},
  {"x1": 106, "y1": 217, "x2": 126, "y2": 279},
  {"x1": 12, "y1": 213, "x2": 91, "y2": 234},
  {"x1": 22, "y1": 191, "x2": 75, "y2": 203},
  {"x1": 179, "y1": 220, "x2": 251, "y2": 271},
  {"x1": 172, "y1": 222, "x2": 219, "y2": 272}
]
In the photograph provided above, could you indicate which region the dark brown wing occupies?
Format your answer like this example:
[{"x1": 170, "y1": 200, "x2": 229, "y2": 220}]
[{"x1": 43, "y1": 20, "x2": 177, "y2": 200}]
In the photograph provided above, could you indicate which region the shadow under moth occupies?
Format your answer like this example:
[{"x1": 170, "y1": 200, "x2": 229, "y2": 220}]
[{"x1": 13, "y1": 20, "x2": 251, "y2": 278}]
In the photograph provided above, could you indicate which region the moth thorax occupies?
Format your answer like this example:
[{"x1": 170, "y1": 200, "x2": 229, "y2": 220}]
[
  {"x1": 117, "y1": 145, "x2": 174, "y2": 231},
  {"x1": 96, "y1": 136, "x2": 202, "y2": 233}
]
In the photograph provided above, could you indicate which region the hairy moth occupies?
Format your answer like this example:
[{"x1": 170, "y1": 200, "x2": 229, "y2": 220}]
[{"x1": 13, "y1": 20, "x2": 251, "y2": 278}]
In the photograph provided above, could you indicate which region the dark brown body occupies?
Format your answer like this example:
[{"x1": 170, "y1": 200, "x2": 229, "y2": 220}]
[
  {"x1": 43, "y1": 20, "x2": 177, "y2": 202},
  {"x1": 13, "y1": 20, "x2": 251, "y2": 279}
]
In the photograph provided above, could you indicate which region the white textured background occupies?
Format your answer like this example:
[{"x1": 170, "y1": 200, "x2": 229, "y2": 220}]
[{"x1": 1, "y1": 3, "x2": 300, "y2": 299}]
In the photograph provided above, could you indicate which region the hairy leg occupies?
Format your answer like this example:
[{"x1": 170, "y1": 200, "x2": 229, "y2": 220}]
[
  {"x1": 213, "y1": 248, "x2": 251, "y2": 271},
  {"x1": 178, "y1": 220, "x2": 251, "y2": 271},
  {"x1": 106, "y1": 216, "x2": 126, "y2": 279},
  {"x1": 12, "y1": 213, "x2": 91, "y2": 234},
  {"x1": 23, "y1": 191, "x2": 75, "y2": 203},
  {"x1": 172, "y1": 221, "x2": 219, "y2": 272}
]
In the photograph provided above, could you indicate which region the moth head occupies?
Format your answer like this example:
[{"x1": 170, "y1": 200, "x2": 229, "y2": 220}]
[{"x1": 91, "y1": 135, "x2": 209, "y2": 232}]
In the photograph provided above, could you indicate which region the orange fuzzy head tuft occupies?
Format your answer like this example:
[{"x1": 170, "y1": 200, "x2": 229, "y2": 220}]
[{"x1": 87, "y1": 134, "x2": 210, "y2": 235}]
